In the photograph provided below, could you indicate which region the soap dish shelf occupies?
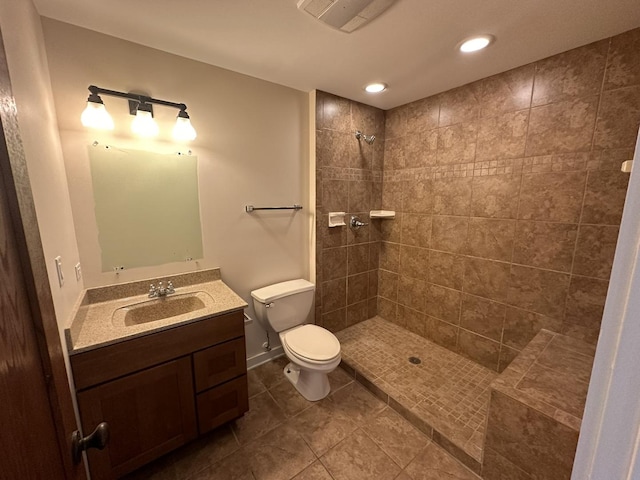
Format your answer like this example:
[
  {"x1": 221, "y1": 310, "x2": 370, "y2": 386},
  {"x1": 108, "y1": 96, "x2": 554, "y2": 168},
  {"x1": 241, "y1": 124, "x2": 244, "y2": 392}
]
[{"x1": 369, "y1": 210, "x2": 396, "y2": 219}]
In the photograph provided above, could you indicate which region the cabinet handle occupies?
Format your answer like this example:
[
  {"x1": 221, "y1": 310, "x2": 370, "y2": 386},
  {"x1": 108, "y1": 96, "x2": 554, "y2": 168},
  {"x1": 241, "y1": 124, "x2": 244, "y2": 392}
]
[{"x1": 71, "y1": 422, "x2": 110, "y2": 464}]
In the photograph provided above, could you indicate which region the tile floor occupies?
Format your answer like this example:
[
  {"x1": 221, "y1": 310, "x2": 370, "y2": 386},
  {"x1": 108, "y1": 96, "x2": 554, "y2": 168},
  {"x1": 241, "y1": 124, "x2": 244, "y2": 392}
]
[
  {"x1": 125, "y1": 355, "x2": 481, "y2": 480},
  {"x1": 335, "y1": 317, "x2": 497, "y2": 464}
]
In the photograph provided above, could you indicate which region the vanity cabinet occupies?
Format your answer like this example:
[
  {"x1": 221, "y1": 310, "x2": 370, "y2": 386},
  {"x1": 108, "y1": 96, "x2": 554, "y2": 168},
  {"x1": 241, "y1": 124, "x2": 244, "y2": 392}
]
[{"x1": 71, "y1": 309, "x2": 248, "y2": 480}]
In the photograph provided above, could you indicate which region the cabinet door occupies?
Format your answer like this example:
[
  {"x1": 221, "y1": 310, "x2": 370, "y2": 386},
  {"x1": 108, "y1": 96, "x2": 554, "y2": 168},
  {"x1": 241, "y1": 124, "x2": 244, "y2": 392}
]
[{"x1": 77, "y1": 357, "x2": 197, "y2": 479}]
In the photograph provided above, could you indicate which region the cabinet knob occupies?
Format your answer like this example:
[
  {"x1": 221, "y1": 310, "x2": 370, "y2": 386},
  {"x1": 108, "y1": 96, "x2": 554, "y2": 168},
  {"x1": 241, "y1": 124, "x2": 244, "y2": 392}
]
[{"x1": 71, "y1": 422, "x2": 110, "y2": 464}]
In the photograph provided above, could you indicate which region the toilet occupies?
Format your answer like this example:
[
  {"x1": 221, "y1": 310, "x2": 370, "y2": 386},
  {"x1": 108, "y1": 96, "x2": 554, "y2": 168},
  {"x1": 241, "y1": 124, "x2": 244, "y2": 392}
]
[{"x1": 251, "y1": 279, "x2": 341, "y2": 401}]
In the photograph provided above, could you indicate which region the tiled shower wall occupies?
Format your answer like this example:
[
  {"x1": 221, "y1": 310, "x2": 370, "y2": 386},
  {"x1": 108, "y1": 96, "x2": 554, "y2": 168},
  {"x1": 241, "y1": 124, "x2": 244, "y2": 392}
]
[
  {"x1": 315, "y1": 28, "x2": 640, "y2": 373},
  {"x1": 315, "y1": 92, "x2": 384, "y2": 331},
  {"x1": 378, "y1": 27, "x2": 640, "y2": 371}
]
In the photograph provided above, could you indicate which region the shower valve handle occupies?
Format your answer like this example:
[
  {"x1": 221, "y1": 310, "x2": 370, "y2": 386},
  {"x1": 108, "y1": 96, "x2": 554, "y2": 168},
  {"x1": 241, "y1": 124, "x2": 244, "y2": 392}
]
[{"x1": 350, "y1": 216, "x2": 369, "y2": 229}]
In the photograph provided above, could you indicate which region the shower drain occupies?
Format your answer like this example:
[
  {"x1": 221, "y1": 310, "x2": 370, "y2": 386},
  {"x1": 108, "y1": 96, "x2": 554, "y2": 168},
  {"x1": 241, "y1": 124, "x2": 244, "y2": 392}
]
[{"x1": 408, "y1": 356, "x2": 422, "y2": 365}]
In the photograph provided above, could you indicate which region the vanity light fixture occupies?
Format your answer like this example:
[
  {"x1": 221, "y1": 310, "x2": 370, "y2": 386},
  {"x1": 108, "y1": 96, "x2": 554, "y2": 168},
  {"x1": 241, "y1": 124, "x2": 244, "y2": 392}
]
[
  {"x1": 459, "y1": 34, "x2": 495, "y2": 53},
  {"x1": 80, "y1": 85, "x2": 197, "y2": 141},
  {"x1": 364, "y1": 82, "x2": 387, "y2": 93}
]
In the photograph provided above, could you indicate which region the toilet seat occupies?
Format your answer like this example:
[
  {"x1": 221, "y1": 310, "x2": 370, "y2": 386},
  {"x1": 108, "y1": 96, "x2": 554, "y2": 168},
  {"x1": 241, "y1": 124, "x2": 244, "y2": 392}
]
[{"x1": 282, "y1": 325, "x2": 340, "y2": 364}]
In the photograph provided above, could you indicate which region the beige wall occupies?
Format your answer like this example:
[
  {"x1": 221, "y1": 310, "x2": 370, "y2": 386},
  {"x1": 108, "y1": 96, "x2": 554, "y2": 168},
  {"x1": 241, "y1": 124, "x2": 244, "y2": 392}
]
[
  {"x1": 0, "y1": 3, "x2": 83, "y2": 338},
  {"x1": 41, "y1": 19, "x2": 312, "y2": 361}
]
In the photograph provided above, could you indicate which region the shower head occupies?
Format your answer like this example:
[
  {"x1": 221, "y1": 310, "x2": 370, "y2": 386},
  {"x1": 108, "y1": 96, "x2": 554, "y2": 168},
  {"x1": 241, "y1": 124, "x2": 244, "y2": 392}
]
[{"x1": 355, "y1": 130, "x2": 376, "y2": 145}]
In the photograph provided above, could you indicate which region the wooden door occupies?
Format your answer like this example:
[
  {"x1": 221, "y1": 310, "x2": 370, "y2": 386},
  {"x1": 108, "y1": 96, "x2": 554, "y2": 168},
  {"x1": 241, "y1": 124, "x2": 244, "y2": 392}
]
[
  {"x1": 0, "y1": 33, "x2": 86, "y2": 479},
  {"x1": 77, "y1": 357, "x2": 197, "y2": 479},
  {"x1": 0, "y1": 133, "x2": 68, "y2": 478}
]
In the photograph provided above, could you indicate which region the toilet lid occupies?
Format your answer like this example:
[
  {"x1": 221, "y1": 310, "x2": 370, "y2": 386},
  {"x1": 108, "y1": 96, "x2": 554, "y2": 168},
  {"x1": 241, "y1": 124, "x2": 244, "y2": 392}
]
[{"x1": 284, "y1": 325, "x2": 340, "y2": 361}]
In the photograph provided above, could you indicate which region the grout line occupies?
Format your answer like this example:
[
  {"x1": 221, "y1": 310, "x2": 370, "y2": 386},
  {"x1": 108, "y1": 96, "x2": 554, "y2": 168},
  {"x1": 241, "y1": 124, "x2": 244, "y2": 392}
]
[{"x1": 588, "y1": 38, "x2": 612, "y2": 152}]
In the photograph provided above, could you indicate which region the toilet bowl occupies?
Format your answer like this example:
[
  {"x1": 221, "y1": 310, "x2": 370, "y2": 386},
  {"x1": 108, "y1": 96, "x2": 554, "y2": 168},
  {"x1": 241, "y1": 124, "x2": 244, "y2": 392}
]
[{"x1": 251, "y1": 279, "x2": 341, "y2": 401}]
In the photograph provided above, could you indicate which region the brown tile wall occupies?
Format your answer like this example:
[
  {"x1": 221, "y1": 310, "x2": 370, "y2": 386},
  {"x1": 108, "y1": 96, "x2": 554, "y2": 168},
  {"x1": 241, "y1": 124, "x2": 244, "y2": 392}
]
[
  {"x1": 315, "y1": 92, "x2": 384, "y2": 332},
  {"x1": 377, "y1": 27, "x2": 640, "y2": 372}
]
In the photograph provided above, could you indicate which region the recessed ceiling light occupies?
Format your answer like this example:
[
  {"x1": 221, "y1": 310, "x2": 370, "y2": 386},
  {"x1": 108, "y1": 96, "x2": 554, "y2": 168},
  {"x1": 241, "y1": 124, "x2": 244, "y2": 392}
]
[
  {"x1": 365, "y1": 83, "x2": 387, "y2": 93},
  {"x1": 459, "y1": 35, "x2": 495, "y2": 53}
]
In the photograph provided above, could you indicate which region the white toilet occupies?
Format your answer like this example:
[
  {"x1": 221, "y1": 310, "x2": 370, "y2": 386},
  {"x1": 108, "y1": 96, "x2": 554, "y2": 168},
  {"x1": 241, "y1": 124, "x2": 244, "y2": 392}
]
[{"x1": 251, "y1": 279, "x2": 341, "y2": 401}]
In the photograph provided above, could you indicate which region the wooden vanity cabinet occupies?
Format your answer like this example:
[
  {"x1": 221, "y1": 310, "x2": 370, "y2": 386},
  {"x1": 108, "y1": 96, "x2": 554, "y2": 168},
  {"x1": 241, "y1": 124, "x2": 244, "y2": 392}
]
[{"x1": 71, "y1": 310, "x2": 248, "y2": 479}]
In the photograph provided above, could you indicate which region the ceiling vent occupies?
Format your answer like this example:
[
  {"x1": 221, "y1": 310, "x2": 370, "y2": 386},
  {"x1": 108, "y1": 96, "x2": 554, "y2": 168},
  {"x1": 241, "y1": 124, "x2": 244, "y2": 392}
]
[{"x1": 297, "y1": 0, "x2": 397, "y2": 33}]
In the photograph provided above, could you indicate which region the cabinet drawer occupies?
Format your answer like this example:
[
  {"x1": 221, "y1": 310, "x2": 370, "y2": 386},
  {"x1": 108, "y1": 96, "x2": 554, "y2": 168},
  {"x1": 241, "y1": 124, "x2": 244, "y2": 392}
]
[
  {"x1": 194, "y1": 337, "x2": 247, "y2": 392},
  {"x1": 197, "y1": 376, "x2": 248, "y2": 434}
]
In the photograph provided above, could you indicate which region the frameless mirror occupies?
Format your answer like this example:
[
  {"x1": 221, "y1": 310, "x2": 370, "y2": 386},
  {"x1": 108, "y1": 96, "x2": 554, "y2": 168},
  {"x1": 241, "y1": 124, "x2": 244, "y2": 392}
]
[{"x1": 88, "y1": 145, "x2": 203, "y2": 272}]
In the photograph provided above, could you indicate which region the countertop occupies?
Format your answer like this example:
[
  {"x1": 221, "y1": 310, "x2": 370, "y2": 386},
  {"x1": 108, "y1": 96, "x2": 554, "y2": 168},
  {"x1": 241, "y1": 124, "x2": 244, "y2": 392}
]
[{"x1": 65, "y1": 268, "x2": 248, "y2": 355}]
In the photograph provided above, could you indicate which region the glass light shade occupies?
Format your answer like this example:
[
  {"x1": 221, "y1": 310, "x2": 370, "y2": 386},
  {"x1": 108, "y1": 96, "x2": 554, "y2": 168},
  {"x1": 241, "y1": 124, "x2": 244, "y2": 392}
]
[
  {"x1": 131, "y1": 110, "x2": 159, "y2": 137},
  {"x1": 172, "y1": 116, "x2": 197, "y2": 141},
  {"x1": 459, "y1": 35, "x2": 494, "y2": 53},
  {"x1": 365, "y1": 83, "x2": 387, "y2": 93},
  {"x1": 80, "y1": 101, "x2": 114, "y2": 130}
]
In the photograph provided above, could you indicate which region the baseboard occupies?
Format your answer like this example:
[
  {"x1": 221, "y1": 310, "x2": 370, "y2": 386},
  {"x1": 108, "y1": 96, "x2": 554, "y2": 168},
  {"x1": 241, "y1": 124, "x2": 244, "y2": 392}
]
[{"x1": 246, "y1": 346, "x2": 284, "y2": 370}]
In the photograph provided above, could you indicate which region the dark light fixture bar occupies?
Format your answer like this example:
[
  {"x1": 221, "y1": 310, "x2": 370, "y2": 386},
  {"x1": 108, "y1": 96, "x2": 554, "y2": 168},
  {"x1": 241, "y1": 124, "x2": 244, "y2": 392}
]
[{"x1": 81, "y1": 85, "x2": 197, "y2": 141}]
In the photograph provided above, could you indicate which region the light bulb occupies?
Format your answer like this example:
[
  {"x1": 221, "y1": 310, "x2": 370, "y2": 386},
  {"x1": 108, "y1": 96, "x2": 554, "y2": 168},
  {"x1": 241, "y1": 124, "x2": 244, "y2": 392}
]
[
  {"x1": 81, "y1": 101, "x2": 114, "y2": 130},
  {"x1": 459, "y1": 35, "x2": 495, "y2": 53},
  {"x1": 172, "y1": 115, "x2": 197, "y2": 142},
  {"x1": 131, "y1": 109, "x2": 159, "y2": 137}
]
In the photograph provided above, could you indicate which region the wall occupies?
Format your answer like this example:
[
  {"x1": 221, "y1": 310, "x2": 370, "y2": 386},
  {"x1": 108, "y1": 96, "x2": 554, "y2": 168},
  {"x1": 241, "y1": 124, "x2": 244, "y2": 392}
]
[
  {"x1": 41, "y1": 19, "x2": 311, "y2": 362},
  {"x1": 378, "y1": 28, "x2": 640, "y2": 372},
  {"x1": 0, "y1": 2, "x2": 83, "y2": 337},
  {"x1": 315, "y1": 91, "x2": 384, "y2": 331}
]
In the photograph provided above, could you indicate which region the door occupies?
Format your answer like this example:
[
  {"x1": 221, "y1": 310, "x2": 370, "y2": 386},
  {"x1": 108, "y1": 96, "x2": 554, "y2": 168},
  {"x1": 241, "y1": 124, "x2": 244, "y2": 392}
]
[
  {"x1": 0, "y1": 35, "x2": 86, "y2": 480},
  {"x1": 77, "y1": 357, "x2": 197, "y2": 479},
  {"x1": 78, "y1": 356, "x2": 197, "y2": 480},
  {"x1": 572, "y1": 130, "x2": 640, "y2": 478}
]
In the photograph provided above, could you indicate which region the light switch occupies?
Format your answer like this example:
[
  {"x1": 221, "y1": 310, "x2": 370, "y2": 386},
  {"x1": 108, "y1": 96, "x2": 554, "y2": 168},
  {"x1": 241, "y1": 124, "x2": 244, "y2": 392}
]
[
  {"x1": 54, "y1": 256, "x2": 64, "y2": 287},
  {"x1": 75, "y1": 263, "x2": 82, "y2": 282}
]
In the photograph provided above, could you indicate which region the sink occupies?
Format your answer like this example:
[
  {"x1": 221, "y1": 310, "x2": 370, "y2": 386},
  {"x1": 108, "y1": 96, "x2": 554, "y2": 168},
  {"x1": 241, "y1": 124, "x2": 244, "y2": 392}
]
[{"x1": 112, "y1": 292, "x2": 214, "y2": 327}]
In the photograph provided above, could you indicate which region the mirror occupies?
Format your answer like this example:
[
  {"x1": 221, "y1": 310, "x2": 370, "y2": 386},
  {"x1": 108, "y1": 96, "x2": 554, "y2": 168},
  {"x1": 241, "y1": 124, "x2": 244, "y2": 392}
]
[{"x1": 88, "y1": 145, "x2": 203, "y2": 272}]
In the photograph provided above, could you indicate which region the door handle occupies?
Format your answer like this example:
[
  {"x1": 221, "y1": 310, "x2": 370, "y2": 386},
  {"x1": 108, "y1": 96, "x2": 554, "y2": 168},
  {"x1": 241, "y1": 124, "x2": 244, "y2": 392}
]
[{"x1": 71, "y1": 422, "x2": 110, "y2": 464}]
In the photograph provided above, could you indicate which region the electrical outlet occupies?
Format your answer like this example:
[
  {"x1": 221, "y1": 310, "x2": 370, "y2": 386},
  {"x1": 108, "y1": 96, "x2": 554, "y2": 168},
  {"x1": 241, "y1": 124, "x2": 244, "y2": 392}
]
[
  {"x1": 54, "y1": 256, "x2": 64, "y2": 287},
  {"x1": 75, "y1": 263, "x2": 82, "y2": 282}
]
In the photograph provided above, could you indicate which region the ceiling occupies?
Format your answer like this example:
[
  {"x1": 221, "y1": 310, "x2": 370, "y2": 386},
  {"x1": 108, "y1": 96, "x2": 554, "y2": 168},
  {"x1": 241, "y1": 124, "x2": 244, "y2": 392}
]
[{"x1": 34, "y1": 0, "x2": 640, "y2": 110}]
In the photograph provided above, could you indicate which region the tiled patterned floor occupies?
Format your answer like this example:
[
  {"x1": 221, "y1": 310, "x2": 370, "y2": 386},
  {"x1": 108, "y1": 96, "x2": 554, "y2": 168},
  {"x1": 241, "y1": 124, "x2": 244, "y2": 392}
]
[
  {"x1": 125, "y1": 355, "x2": 480, "y2": 480},
  {"x1": 335, "y1": 317, "x2": 497, "y2": 464}
]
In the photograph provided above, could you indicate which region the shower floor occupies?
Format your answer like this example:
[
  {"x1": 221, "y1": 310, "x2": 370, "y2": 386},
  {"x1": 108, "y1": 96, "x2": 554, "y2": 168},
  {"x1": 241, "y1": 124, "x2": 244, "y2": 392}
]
[{"x1": 335, "y1": 316, "x2": 497, "y2": 467}]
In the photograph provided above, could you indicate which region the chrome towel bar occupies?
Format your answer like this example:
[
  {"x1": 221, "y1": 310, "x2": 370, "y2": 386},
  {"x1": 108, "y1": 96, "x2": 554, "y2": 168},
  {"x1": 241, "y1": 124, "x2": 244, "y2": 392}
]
[{"x1": 245, "y1": 204, "x2": 303, "y2": 213}]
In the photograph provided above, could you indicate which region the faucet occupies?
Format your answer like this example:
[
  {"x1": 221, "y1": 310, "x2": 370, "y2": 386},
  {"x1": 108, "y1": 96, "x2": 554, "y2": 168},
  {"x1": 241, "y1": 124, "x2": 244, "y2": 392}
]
[{"x1": 148, "y1": 280, "x2": 175, "y2": 298}]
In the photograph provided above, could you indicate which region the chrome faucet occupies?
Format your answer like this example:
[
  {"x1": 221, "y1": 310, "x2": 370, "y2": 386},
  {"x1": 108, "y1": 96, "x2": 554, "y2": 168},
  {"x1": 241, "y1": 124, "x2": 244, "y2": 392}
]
[{"x1": 148, "y1": 281, "x2": 175, "y2": 298}]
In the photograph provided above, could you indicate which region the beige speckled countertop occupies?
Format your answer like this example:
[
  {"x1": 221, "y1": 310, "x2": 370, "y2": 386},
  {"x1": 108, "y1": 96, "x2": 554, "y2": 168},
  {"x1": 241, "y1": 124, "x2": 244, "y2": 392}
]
[{"x1": 65, "y1": 268, "x2": 247, "y2": 355}]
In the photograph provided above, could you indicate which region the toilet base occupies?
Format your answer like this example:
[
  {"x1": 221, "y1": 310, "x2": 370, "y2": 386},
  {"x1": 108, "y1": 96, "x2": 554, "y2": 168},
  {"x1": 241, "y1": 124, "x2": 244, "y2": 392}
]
[{"x1": 284, "y1": 362, "x2": 331, "y2": 401}]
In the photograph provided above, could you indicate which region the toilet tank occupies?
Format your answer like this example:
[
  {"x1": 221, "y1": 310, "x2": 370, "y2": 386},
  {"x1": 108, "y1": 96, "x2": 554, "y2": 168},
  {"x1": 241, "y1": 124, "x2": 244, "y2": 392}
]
[{"x1": 251, "y1": 279, "x2": 315, "y2": 332}]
